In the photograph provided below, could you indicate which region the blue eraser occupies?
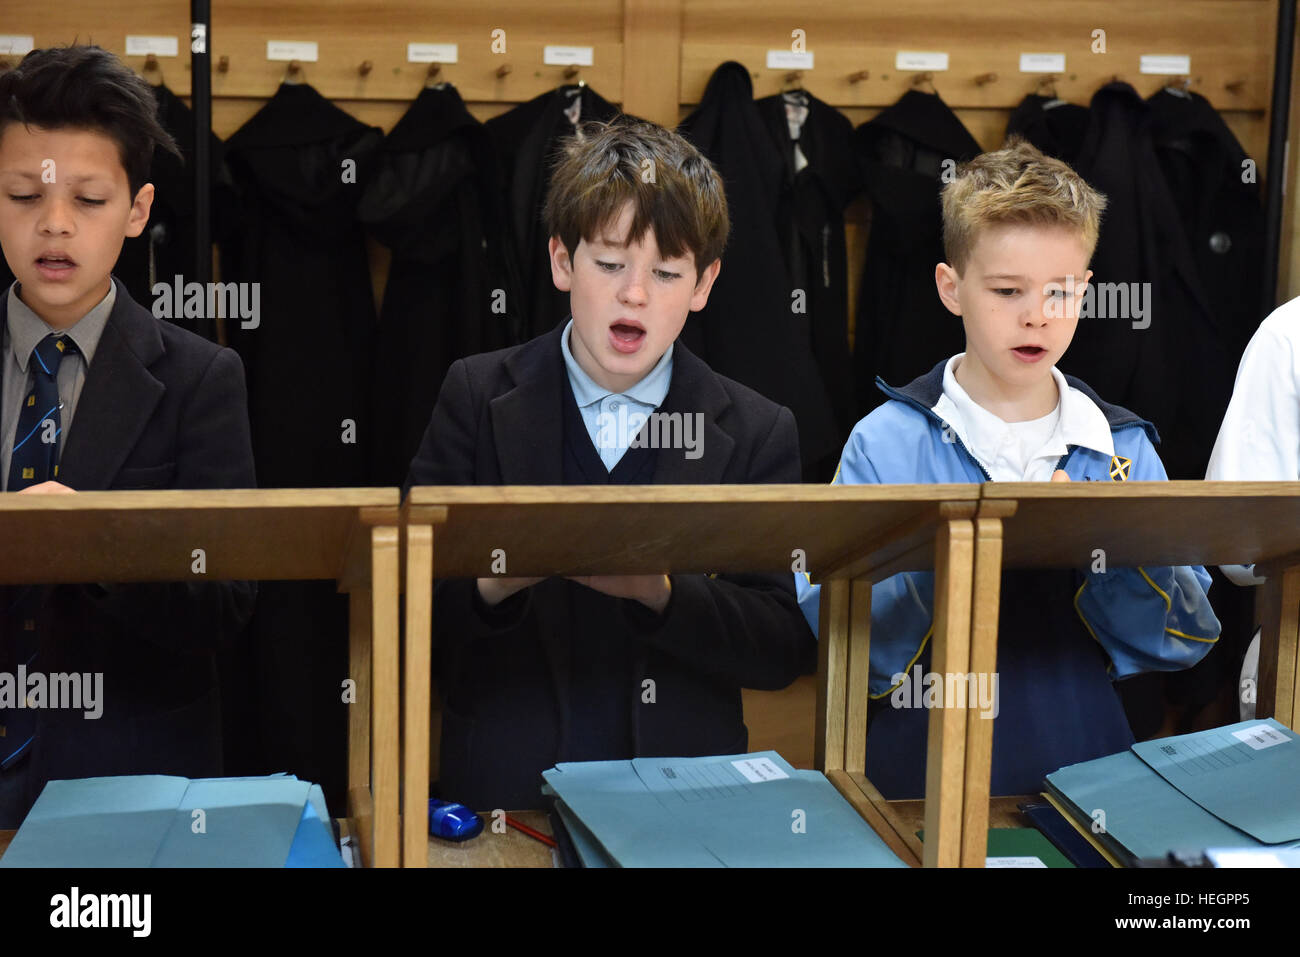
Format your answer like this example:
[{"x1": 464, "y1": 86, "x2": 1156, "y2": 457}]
[{"x1": 428, "y1": 799, "x2": 484, "y2": 842}]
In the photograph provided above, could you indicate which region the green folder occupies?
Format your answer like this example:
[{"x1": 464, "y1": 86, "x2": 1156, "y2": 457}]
[{"x1": 917, "y1": 827, "x2": 1074, "y2": 867}]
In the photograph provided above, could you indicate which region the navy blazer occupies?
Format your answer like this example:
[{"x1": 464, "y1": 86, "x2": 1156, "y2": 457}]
[
  {"x1": 0, "y1": 278, "x2": 256, "y2": 817},
  {"x1": 404, "y1": 323, "x2": 817, "y2": 810}
]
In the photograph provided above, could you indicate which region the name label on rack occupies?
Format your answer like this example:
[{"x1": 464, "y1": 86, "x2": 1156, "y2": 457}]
[
  {"x1": 408, "y1": 43, "x2": 458, "y2": 63},
  {"x1": 767, "y1": 50, "x2": 814, "y2": 70},
  {"x1": 0, "y1": 35, "x2": 34, "y2": 55},
  {"x1": 267, "y1": 41, "x2": 319, "y2": 62},
  {"x1": 126, "y1": 36, "x2": 178, "y2": 57},
  {"x1": 544, "y1": 45, "x2": 593, "y2": 67},
  {"x1": 1019, "y1": 53, "x2": 1065, "y2": 73},
  {"x1": 896, "y1": 51, "x2": 949, "y2": 72},
  {"x1": 1140, "y1": 54, "x2": 1191, "y2": 75}
]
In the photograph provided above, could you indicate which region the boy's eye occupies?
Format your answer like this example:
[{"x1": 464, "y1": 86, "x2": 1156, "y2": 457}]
[
  {"x1": 595, "y1": 260, "x2": 621, "y2": 272},
  {"x1": 78, "y1": 197, "x2": 107, "y2": 206},
  {"x1": 654, "y1": 269, "x2": 681, "y2": 281},
  {"x1": 993, "y1": 287, "x2": 1019, "y2": 297},
  {"x1": 1047, "y1": 288, "x2": 1067, "y2": 300},
  {"x1": 7, "y1": 194, "x2": 38, "y2": 202}
]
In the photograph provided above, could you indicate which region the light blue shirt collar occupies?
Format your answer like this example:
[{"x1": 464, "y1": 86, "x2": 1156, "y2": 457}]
[{"x1": 560, "y1": 318, "x2": 673, "y2": 410}]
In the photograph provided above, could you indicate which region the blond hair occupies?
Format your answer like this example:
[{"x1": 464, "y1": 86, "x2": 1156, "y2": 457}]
[{"x1": 941, "y1": 138, "x2": 1107, "y2": 275}]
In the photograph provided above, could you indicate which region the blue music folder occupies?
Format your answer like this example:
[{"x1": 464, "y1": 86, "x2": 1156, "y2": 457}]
[
  {"x1": 1130, "y1": 719, "x2": 1300, "y2": 845},
  {"x1": 0, "y1": 774, "x2": 344, "y2": 868},
  {"x1": 543, "y1": 751, "x2": 905, "y2": 867}
]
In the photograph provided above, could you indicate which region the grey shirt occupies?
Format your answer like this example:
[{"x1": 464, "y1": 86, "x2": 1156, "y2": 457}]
[{"x1": 1, "y1": 281, "x2": 114, "y2": 491}]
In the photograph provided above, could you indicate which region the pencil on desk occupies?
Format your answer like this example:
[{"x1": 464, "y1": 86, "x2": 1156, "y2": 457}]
[{"x1": 505, "y1": 815, "x2": 557, "y2": 848}]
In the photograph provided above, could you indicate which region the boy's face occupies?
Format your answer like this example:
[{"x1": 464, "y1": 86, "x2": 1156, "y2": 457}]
[
  {"x1": 548, "y1": 201, "x2": 721, "y2": 393},
  {"x1": 935, "y1": 222, "x2": 1092, "y2": 397},
  {"x1": 0, "y1": 124, "x2": 153, "y2": 329}
]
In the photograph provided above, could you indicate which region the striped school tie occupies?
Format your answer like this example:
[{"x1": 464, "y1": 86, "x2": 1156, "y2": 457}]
[{"x1": 2, "y1": 333, "x2": 78, "y2": 770}]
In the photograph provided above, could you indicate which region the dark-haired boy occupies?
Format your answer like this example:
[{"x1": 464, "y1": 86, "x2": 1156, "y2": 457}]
[
  {"x1": 0, "y1": 46, "x2": 256, "y2": 826},
  {"x1": 405, "y1": 118, "x2": 816, "y2": 811}
]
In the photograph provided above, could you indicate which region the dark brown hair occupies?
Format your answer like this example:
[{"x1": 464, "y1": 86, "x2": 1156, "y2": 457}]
[
  {"x1": 0, "y1": 44, "x2": 181, "y2": 197},
  {"x1": 543, "y1": 116, "x2": 729, "y2": 280}
]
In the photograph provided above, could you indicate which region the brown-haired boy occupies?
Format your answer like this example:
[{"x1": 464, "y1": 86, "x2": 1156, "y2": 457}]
[
  {"x1": 798, "y1": 139, "x2": 1220, "y2": 798},
  {"x1": 405, "y1": 117, "x2": 815, "y2": 811}
]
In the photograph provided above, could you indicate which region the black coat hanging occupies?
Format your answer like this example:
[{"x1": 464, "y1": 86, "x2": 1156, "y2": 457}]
[
  {"x1": 359, "y1": 83, "x2": 510, "y2": 487},
  {"x1": 851, "y1": 89, "x2": 982, "y2": 417},
  {"x1": 483, "y1": 84, "x2": 619, "y2": 340},
  {"x1": 755, "y1": 87, "x2": 863, "y2": 475},
  {"x1": 679, "y1": 62, "x2": 843, "y2": 477}
]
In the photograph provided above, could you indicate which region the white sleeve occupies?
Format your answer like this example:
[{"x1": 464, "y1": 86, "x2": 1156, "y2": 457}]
[{"x1": 1205, "y1": 306, "x2": 1300, "y2": 585}]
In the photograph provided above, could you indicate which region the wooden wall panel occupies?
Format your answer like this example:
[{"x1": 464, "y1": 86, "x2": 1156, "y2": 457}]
[{"x1": 680, "y1": 0, "x2": 1272, "y2": 109}]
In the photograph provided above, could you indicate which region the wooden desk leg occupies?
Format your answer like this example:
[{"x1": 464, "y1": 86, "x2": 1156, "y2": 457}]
[
  {"x1": 347, "y1": 587, "x2": 374, "y2": 869},
  {"x1": 1256, "y1": 564, "x2": 1300, "y2": 729},
  {"x1": 815, "y1": 579, "x2": 851, "y2": 772},
  {"x1": 922, "y1": 518, "x2": 974, "y2": 868},
  {"x1": 844, "y1": 580, "x2": 872, "y2": 775},
  {"x1": 371, "y1": 525, "x2": 401, "y2": 868},
  {"x1": 961, "y1": 515, "x2": 1003, "y2": 868},
  {"x1": 403, "y1": 524, "x2": 434, "y2": 868}
]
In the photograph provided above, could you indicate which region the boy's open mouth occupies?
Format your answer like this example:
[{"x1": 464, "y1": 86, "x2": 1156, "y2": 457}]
[
  {"x1": 1012, "y1": 345, "x2": 1047, "y2": 362},
  {"x1": 35, "y1": 252, "x2": 77, "y2": 279},
  {"x1": 609, "y1": 320, "x2": 646, "y2": 354}
]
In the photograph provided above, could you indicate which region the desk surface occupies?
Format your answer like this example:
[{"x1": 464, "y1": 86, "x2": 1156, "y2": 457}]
[
  {"x1": 422, "y1": 799, "x2": 1033, "y2": 867},
  {"x1": 0, "y1": 488, "x2": 399, "y2": 587},
  {"x1": 406, "y1": 484, "x2": 979, "y2": 580},
  {"x1": 985, "y1": 480, "x2": 1300, "y2": 569}
]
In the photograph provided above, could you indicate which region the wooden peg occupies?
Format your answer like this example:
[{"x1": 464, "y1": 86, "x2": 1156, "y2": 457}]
[
  {"x1": 496, "y1": 62, "x2": 512, "y2": 79},
  {"x1": 142, "y1": 53, "x2": 163, "y2": 86},
  {"x1": 1036, "y1": 74, "x2": 1058, "y2": 96},
  {"x1": 426, "y1": 63, "x2": 441, "y2": 81},
  {"x1": 974, "y1": 72, "x2": 997, "y2": 86},
  {"x1": 847, "y1": 69, "x2": 870, "y2": 84},
  {"x1": 563, "y1": 64, "x2": 580, "y2": 80},
  {"x1": 358, "y1": 60, "x2": 373, "y2": 77},
  {"x1": 216, "y1": 54, "x2": 229, "y2": 73},
  {"x1": 288, "y1": 60, "x2": 301, "y2": 76},
  {"x1": 784, "y1": 70, "x2": 803, "y2": 86},
  {"x1": 1225, "y1": 77, "x2": 1246, "y2": 95}
]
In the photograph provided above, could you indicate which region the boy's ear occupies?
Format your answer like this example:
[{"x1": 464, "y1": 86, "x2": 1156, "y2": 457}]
[
  {"x1": 124, "y1": 183, "x2": 155, "y2": 239},
  {"x1": 935, "y1": 261, "x2": 963, "y2": 317},
  {"x1": 688, "y1": 258, "x2": 722, "y2": 312},
  {"x1": 548, "y1": 236, "x2": 573, "y2": 292}
]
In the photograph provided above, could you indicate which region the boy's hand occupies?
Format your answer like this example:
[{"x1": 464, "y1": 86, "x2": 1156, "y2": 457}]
[
  {"x1": 1050, "y1": 470, "x2": 1071, "y2": 482},
  {"x1": 476, "y1": 576, "x2": 545, "y2": 606},
  {"x1": 568, "y1": 575, "x2": 672, "y2": 615},
  {"x1": 15, "y1": 481, "x2": 76, "y2": 494}
]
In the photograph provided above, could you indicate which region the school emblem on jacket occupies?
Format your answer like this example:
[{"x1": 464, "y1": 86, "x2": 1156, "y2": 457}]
[{"x1": 1109, "y1": 455, "x2": 1132, "y2": 481}]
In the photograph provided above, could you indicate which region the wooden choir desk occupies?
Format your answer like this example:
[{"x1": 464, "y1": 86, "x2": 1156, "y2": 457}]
[
  {"x1": 403, "y1": 484, "x2": 980, "y2": 868},
  {"x1": 955, "y1": 480, "x2": 1300, "y2": 868},
  {"x1": 0, "y1": 489, "x2": 402, "y2": 868}
]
